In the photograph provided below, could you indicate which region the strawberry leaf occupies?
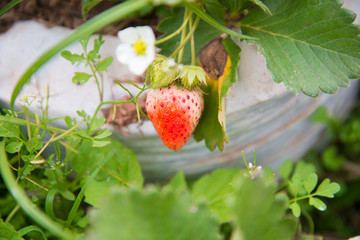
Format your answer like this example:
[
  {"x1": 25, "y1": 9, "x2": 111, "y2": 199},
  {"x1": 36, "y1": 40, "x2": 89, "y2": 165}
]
[
  {"x1": 219, "y1": 36, "x2": 241, "y2": 120},
  {"x1": 194, "y1": 37, "x2": 240, "y2": 151},
  {"x1": 89, "y1": 188, "x2": 219, "y2": 240},
  {"x1": 194, "y1": 82, "x2": 228, "y2": 151},
  {"x1": 240, "y1": 0, "x2": 360, "y2": 97}
]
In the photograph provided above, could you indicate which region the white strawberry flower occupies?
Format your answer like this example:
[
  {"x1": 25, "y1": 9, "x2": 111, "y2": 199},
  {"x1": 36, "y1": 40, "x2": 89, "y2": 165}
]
[
  {"x1": 116, "y1": 26, "x2": 155, "y2": 75},
  {"x1": 248, "y1": 162, "x2": 263, "y2": 179}
]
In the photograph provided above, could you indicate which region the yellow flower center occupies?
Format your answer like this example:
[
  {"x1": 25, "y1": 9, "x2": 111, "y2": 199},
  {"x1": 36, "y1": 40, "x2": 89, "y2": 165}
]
[{"x1": 133, "y1": 40, "x2": 147, "y2": 55}]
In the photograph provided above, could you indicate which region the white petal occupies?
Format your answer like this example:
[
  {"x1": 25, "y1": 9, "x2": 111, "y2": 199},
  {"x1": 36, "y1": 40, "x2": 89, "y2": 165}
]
[
  {"x1": 137, "y1": 26, "x2": 155, "y2": 44},
  {"x1": 116, "y1": 44, "x2": 135, "y2": 64},
  {"x1": 145, "y1": 44, "x2": 155, "y2": 58},
  {"x1": 128, "y1": 56, "x2": 153, "y2": 75},
  {"x1": 118, "y1": 27, "x2": 138, "y2": 44}
]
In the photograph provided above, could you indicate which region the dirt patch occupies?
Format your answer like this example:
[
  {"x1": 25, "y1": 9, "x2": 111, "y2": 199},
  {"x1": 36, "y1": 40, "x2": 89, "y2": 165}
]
[
  {"x1": 103, "y1": 95, "x2": 147, "y2": 135},
  {"x1": 0, "y1": 0, "x2": 161, "y2": 35}
]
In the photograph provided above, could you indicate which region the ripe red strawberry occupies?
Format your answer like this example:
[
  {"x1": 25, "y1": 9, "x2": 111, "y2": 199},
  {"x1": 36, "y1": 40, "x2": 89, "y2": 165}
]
[{"x1": 146, "y1": 84, "x2": 204, "y2": 151}]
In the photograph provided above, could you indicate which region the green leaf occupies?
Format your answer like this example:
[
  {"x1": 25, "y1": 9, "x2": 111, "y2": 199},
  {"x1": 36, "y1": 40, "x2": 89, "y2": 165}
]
[
  {"x1": 82, "y1": 0, "x2": 103, "y2": 20},
  {"x1": 311, "y1": 106, "x2": 330, "y2": 123},
  {"x1": 0, "y1": 0, "x2": 23, "y2": 17},
  {"x1": 70, "y1": 138, "x2": 143, "y2": 190},
  {"x1": 0, "y1": 219, "x2": 23, "y2": 240},
  {"x1": 0, "y1": 121, "x2": 21, "y2": 138},
  {"x1": 293, "y1": 161, "x2": 316, "y2": 181},
  {"x1": 93, "y1": 129, "x2": 112, "y2": 139},
  {"x1": 309, "y1": 197, "x2": 327, "y2": 211},
  {"x1": 277, "y1": 159, "x2": 293, "y2": 181},
  {"x1": 219, "y1": 0, "x2": 252, "y2": 16},
  {"x1": 84, "y1": 179, "x2": 118, "y2": 207},
  {"x1": 240, "y1": 0, "x2": 360, "y2": 97},
  {"x1": 17, "y1": 225, "x2": 47, "y2": 240},
  {"x1": 5, "y1": 141, "x2": 23, "y2": 154},
  {"x1": 288, "y1": 173, "x2": 303, "y2": 197},
  {"x1": 163, "y1": 171, "x2": 188, "y2": 194},
  {"x1": 91, "y1": 139, "x2": 111, "y2": 147},
  {"x1": 88, "y1": 35, "x2": 104, "y2": 60},
  {"x1": 249, "y1": 0, "x2": 271, "y2": 14},
  {"x1": 60, "y1": 50, "x2": 85, "y2": 64},
  {"x1": 191, "y1": 169, "x2": 243, "y2": 223},
  {"x1": 231, "y1": 177, "x2": 297, "y2": 240},
  {"x1": 194, "y1": 83, "x2": 228, "y2": 151},
  {"x1": 289, "y1": 202, "x2": 301, "y2": 217},
  {"x1": 321, "y1": 146, "x2": 346, "y2": 171},
  {"x1": 183, "y1": 2, "x2": 253, "y2": 40},
  {"x1": 96, "y1": 56, "x2": 113, "y2": 72},
  {"x1": 89, "y1": 188, "x2": 219, "y2": 240},
  {"x1": 315, "y1": 178, "x2": 341, "y2": 198},
  {"x1": 72, "y1": 72, "x2": 92, "y2": 84},
  {"x1": 219, "y1": 36, "x2": 241, "y2": 115},
  {"x1": 304, "y1": 173, "x2": 318, "y2": 194}
]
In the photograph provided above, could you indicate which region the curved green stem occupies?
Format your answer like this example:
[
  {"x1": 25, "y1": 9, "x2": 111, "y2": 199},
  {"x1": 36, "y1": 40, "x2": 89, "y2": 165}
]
[
  {"x1": 155, "y1": 15, "x2": 190, "y2": 45},
  {"x1": 189, "y1": 14, "x2": 196, "y2": 65},
  {"x1": 65, "y1": 151, "x2": 113, "y2": 227},
  {"x1": 0, "y1": 142, "x2": 76, "y2": 240},
  {"x1": 0, "y1": 0, "x2": 23, "y2": 17},
  {"x1": 302, "y1": 208, "x2": 315, "y2": 235},
  {"x1": 10, "y1": 0, "x2": 152, "y2": 111},
  {"x1": 174, "y1": 8, "x2": 190, "y2": 63},
  {"x1": 170, "y1": 15, "x2": 200, "y2": 60}
]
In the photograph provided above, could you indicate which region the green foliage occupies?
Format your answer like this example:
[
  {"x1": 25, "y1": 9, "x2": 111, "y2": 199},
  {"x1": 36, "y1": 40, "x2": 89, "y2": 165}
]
[
  {"x1": 194, "y1": 83, "x2": 228, "y2": 151},
  {"x1": 306, "y1": 104, "x2": 360, "y2": 237},
  {"x1": 61, "y1": 35, "x2": 113, "y2": 102},
  {"x1": 191, "y1": 169, "x2": 243, "y2": 223},
  {"x1": 157, "y1": 7, "x2": 222, "y2": 65},
  {"x1": 240, "y1": 0, "x2": 360, "y2": 97},
  {"x1": 278, "y1": 160, "x2": 341, "y2": 218},
  {"x1": 2, "y1": 1, "x2": 356, "y2": 239},
  {"x1": 0, "y1": 219, "x2": 23, "y2": 240},
  {"x1": 89, "y1": 187, "x2": 220, "y2": 240},
  {"x1": 231, "y1": 179, "x2": 296, "y2": 240}
]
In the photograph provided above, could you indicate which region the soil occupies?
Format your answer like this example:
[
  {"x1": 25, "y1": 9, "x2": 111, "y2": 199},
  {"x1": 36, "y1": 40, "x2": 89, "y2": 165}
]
[{"x1": 0, "y1": 0, "x2": 161, "y2": 35}]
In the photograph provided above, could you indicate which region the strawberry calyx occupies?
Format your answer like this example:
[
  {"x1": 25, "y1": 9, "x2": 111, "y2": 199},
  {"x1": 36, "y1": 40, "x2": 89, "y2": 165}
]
[{"x1": 148, "y1": 55, "x2": 207, "y2": 90}]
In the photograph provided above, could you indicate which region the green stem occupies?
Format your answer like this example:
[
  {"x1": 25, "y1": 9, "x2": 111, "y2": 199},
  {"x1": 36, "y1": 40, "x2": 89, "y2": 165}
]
[
  {"x1": 0, "y1": 142, "x2": 76, "y2": 240},
  {"x1": 302, "y1": 208, "x2": 315, "y2": 235},
  {"x1": 189, "y1": 14, "x2": 196, "y2": 66},
  {"x1": 0, "y1": 116, "x2": 69, "y2": 135},
  {"x1": 65, "y1": 151, "x2": 113, "y2": 227},
  {"x1": 170, "y1": 15, "x2": 200, "y2": 61},
  {"x1": 5, "y1": 205, "x2": 20, "y2": 223},
  {"x1": 290, "y1": 192, "x2": 319, "y2": 203},
  {"x1": 155, "y1": 15, "x2": 189, "y2": 45},
  {"x1": 0, "y1": 0, "x2": 23, "y2": 17},
  {"x1": 10, "y1": 0, "x2": 152, "y2": 110},
  {"x1": 173, "y1": 9, "x2": 190, "y2": 63}
]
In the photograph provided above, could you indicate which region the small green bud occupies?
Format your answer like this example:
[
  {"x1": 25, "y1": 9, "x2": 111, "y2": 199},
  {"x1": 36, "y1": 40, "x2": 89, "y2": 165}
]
[
  {"x1": 178, "y1": 65, "x2": 207, "y2": 89},
  {"x1": 148, "y1": 55, "x2": 179, "y2": 88}
]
